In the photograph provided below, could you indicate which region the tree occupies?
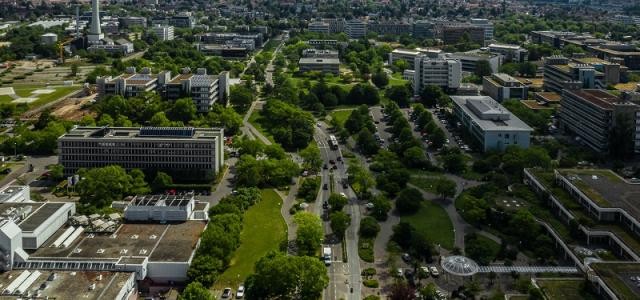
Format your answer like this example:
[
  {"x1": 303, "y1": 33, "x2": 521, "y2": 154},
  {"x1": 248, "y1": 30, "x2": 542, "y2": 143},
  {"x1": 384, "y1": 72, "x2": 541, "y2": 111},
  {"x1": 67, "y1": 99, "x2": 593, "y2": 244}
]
[
  {"x1": 48, "y1": 164, "x2": 65, "y2": 181},
  {"x1": 419, "y1": 283, "x2": 439, "y2": 300},
  {"x1": 229, "y1": 85, "x2": 254, "y2": 113},
  {"x1": 76, "y1": 166, "x2": 132, "y2": 209},
  {"x1": 474, "y1": 59, "x2": 493, "y2": 77},
  {"x1": 294, "y1": 212, "x2": 324, "y2": 256},
  {"x1": 392, "y1": 59, "x2": 409, "y2": 73},
  {"x1": 169, "y1": 98, "x2": 197, "y2": 123},
  {"x1": 609, "y1": 112, "x2": 635, "y2": 160},
  {"x1": 245, "y1": 252, "x2": 328, "y2": 299},
  {"x1": 328, "y1": 193, "x2": 348, "y2": 212},
  {"x1": 370, "y1": 194, "x2": 391, "y2": 221},
  {"x1": 330, "y1": 211, "x2": 351, "y2": 239},
  {"x1": 186, "y1": 255, "x2": 222, "y2": 287},
  {"x1": 389, "y1": 281, "x2": 416, "y2": 300},
  {"x1": 359, "y1": 216, "x2": 380, "y2": 238},
  {"x1": 371, "y1": 70, "x2": 389, "y2": 88},
  {"x1": 419, "y1": 85, "x2": 445, "y2": 107},
  {"x1": 207, "y1": 104, "x2": 243, "y2": 135},
  {"x1": 70, "y1": 63, "x2": 79, "y2": 77},
  {"x1": 179, "y1": 282, "x2": 213, "y2": 300},
  {"x1": 395, "y1": 188, "x2": 423, "y2": 214},
  {"x1": 300, "y1": 143, "x2": 322, "y2": 172},
  {"x1": 152, "y1": 171, "x2": 173, "y2": 192},
  {"x1": 518, "y1": 62, "x2": 537, "y2": 77},
  {"x1": 356, "y1": 128, "x2": 379, "y2": 156},
  {"x1": 129, "y1": 169, "x2": 150, "y2": 195},
  {"x1": 402, "y1": 146, "x2": 429, "y2": 168},
  {"x1": 385, "y1": 84, "x2": 412, "y2": 107},
  {"x1": 435, "y1": 177, "x2": 457, "y2": 200}
]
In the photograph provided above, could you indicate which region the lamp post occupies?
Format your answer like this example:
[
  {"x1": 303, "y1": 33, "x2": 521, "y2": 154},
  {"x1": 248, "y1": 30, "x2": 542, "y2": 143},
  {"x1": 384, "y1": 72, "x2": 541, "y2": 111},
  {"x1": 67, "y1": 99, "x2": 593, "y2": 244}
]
[{"x1": 13, "y1": 142, "x2": 16, "y2": 158}]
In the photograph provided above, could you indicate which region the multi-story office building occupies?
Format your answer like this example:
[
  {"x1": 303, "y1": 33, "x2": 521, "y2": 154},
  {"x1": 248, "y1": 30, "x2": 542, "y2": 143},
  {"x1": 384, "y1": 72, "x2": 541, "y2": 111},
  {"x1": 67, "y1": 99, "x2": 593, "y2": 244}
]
[
  {"x1": 96, "y1": 67, "x2": 157, "y2": 98},
  {"x1": 451, "y1": 95, "x2": 532, "y2": 152},
  {"x1": 483, "y1": 73, "x2": 529, "y2": 102},
  {"x1": 413, "y1": 55, "x2": 462, "y2": 94},
  {"x1": 543, "y1": 55, "x2": 596, "y2": 93},
  {"x1": 40, "y1": 33, "x2": 58, "y2": 45},
  {"x1": 87, "y1": 39, "x2": 134, "y2": 55},
  {"x1": 196, "y1": 44, "x2": 250, "y2": 58},
  {"x1": 345, "y1": 19, "x2": 367, "y2": 39},
  {"x1": 302, "y1": 49, "x2": 339, "y2": 58},
  {"x1": 200, "y1": 32, "x2": 263, "y2": 48},
  {"x1": 152, "y1": 25, "x2": 174, "y2": 41},
  {"x1": 322, "y1": 18, "x2": 346, "y2": 33},
  {"x1": 367, "y1": 22, "x2": 411, "y2": 36},
  {"x1": 308, "y1": 21, "x2": 330, "y2": 34},
  {"x1": 413, "y1": 20, "x2": 435, "y2": 38},
  {"x1": 170, "y1": 13, "x2": 195, "y2": 28},
  {"x1": 441, "y1": 24, "x2": 485, "y2": 45},
  {"x1": 448, "y1": 51, "x2": 502, "y2": 73},
  {"x1": 119, "y1": 16, "x2": 147, "y2": 28},
  {"x1": 299, "y1": 57, "x2": 340, "y2": 75},
  {"x1": 58, "y1": 126, "x2": 225, "y2": 179},
  {"x1": 470, "y1": 18, "x2": 494, "y2": 42},
  {"x1": 560, "y1": 89, "x2": 640, "y2": 154},
  {"x1": 389, "y1": 48, "x2": 442, "y2": 69},
  {"x1": 488, "y1": 43, "x2": 528, "y2": 63},
  {"x1": 159, "y1": 68, "x2": 229, "y2": 113}
]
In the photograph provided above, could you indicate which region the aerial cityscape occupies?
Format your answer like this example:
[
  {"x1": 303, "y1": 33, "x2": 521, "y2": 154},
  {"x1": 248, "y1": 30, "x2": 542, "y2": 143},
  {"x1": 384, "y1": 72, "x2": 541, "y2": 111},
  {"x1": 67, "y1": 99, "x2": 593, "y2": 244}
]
[{"x1": 1, "y1": 0, "x2": 640, "y2": 299}]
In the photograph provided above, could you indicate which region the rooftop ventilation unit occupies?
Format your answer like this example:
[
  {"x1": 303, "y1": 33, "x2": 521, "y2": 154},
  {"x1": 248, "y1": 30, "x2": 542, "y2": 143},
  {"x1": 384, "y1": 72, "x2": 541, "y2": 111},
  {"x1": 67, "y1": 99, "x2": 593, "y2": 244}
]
[{"x1": 96, "y1": 249, "x2": 105, "y2": 254}]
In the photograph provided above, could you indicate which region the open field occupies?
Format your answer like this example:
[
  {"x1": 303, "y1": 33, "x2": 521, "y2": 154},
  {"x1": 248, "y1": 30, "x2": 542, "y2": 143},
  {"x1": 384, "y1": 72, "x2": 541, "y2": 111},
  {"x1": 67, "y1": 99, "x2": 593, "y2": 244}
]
[
  {"x1": 401, "y1": 201, "x2": 454, "y2": 249},
  {"x1": 329, "y1": 109, "x2": 354, "y2": 127},
  {"x1": 214, "y1": 189, "x2": 287, "y2": 290}
]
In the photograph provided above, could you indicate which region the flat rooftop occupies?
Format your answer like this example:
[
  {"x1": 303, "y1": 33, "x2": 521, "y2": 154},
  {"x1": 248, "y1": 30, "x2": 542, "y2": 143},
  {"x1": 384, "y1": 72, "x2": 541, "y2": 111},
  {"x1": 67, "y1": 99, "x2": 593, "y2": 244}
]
[
  {"x1": 0, "y1": 186, "x2": 28, "y2": 202},
  {"x1": 30, "y1": 221, "x2": 206, "y2": 262},
  {"x1": 0, "y1": 270, "x2": 133, "y2": 299},
  {"x1": 19, "y1": 203, "x2": 65, "y2": 232},
  {"x1": 299, "y1": 57, "x2": 340, "y2": 65},
  {"x1": 591, "y1": 263, "x2": 640, "y2": 300},
  {"x1": 451, "y1": 96, "x2": 533, "y2": 132},
  {"x1": 534, "y1": 92, "x2": 562, "y2": 103},
  {"x1": 564, "y1": 89, "x2": 619, "y2": 110},
  {"x1": 60, "y1": 126, "x2": 223, "y2": 140},
  {"x1": 559, "y1": 169, "x2": 640, "y2": 218}
]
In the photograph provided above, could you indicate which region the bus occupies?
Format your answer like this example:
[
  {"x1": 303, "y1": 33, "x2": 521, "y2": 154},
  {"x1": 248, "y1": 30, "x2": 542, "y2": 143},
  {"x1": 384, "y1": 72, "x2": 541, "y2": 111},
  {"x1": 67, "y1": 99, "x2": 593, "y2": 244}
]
[{"x1": 328, "y1": 135, "x2": 338, "y2": 150}]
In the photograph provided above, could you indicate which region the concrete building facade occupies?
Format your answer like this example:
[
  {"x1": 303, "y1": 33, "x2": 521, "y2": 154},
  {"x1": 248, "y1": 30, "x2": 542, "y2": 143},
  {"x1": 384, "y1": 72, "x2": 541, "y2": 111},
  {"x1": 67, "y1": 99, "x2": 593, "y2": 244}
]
[
  {"x1": 413, "y1": 55, "x2": 462, "y2": 94},
  {"x1": 58, "y1": 127, "x2": 225, "y2": 180},
  {"x1": 482, "y1": 73, "x2": 529, "y2": 102},
  {"x1": 451, "y1": 95, "x2": 533, "y2": 151}
]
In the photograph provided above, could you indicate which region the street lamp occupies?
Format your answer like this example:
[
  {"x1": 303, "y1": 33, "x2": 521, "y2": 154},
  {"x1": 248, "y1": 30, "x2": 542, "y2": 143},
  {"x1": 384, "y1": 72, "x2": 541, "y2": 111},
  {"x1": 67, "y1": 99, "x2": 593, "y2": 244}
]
[{"x1": 13, "y1": 142, "x2": 17, "y2": 158}]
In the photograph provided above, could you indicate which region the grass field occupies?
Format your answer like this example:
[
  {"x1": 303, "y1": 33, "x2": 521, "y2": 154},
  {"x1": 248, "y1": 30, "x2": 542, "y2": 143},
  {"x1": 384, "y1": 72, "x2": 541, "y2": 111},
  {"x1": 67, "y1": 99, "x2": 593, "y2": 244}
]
[
  {"x1": 329, "y1": 109, "x2": 354, "y2": 127},
  {"x1": 0, "y1": 85, "x2": 80, "y2": 110},
  {"x1": 401, "y1": 201, "x2": 454, "y2": 249},
  {"x1": 214, "y1": 189, "x2": 287, "y2": 290},
  {"x1": 388, "y1": 72, "x2": 408, "y2": 87},
  {"x1": 537, "y1": 279, "x2": 599, "y2": 300},
  {"x1": 409, "y1": 175, "x2": 446, "y2": 194}
]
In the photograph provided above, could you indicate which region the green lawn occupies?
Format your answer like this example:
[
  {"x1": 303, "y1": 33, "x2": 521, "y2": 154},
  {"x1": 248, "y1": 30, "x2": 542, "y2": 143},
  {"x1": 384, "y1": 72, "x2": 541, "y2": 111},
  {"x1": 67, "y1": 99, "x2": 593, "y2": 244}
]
[
  {"x1": 329, "y1": 109, "x2": 354, "y2": 127},
  {"x1": 214, "y1": 189, "x2": 287, "y2": 289},
  {"x1": 401, "y1": 201, "x2": 454, "y2": 249},
  {"x1": 388, "y1": 72, "x2": 408, "y2": 87},
  {"x1": 409, "y1": 175, "x2": 446, "y2": 194},
  {"x1": 537, "y1": 279, "x2": 599, "y2": 300},
  {"x1": 0, "y1": 85, "x2": 80, "y2": 110},
  {"x1": 0, "y1": 95, "x2": 12, "y2": 103}
]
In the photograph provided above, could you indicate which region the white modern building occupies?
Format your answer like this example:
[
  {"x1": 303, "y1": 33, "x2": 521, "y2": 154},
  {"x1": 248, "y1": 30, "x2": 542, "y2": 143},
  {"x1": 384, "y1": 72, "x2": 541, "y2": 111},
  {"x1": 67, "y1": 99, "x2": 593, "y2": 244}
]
[
  {"x1": 124, "y1": 194, "x2": 208, "y2": 222},
  {"x1": 488, "y1": 43, "x2": 528, "y2": 63},
  {"x1": 152, "y1": 25, "x2": 174, "y2": 41},
  {"x1": 451, "y1": 95, "x2": 533, "y2": 152},
  {"x1": 159, "y1": 68, "x2": 229, "y2": 113},
  {"x1": 470, "y1": 18, "x2": 494, "y2": 43},
  {"x1": 308, "y1": 21, "x2": 330, "y2": 34},
  {"x1": 413, "y1": 55, "x2": 462, "y2": 94},
  {"x1": 0, "y1": 186, "x2": 30, "y2": 203}
]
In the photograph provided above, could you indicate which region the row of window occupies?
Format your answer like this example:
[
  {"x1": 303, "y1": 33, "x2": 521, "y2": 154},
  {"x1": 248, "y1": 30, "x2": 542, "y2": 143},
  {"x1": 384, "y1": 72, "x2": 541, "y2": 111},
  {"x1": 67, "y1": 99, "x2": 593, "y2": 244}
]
[{"x1": 61, "y1": 141, "x2": 216, "y2": 149}]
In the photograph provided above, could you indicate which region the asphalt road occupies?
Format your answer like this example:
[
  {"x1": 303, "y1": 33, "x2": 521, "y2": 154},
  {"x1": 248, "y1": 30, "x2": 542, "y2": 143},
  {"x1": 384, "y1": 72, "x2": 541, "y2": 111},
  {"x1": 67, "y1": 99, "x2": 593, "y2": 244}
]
[{"x1": 315, "y1": 122, "x2": 362, "y2": 300}]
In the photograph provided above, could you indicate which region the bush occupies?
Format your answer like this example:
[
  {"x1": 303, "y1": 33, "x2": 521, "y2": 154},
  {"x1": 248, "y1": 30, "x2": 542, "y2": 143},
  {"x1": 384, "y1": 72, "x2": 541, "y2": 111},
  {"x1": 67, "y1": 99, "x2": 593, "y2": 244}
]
[
  {"x1": 363, "y1": 279, "x2": 379, "y2": 288},
  {"x1": 358, "y1": 238, "x2": 375, "y2": 263},
  {"x1": 359, "y1": 217, "x2": 380, "y2": 238},
  {"x1": 361, "y1": 268, "x2": 377, "y2": 277},
  {"x1": 363, "y1": 296, "x2": 380, "y2": 300}
]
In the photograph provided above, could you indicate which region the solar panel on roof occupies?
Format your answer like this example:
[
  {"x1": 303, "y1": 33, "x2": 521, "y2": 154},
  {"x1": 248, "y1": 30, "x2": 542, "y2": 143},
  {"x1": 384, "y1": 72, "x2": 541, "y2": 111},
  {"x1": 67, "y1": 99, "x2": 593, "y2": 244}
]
[{"x1": 139, "y1": 127, "x2": 195, "y2": 137}]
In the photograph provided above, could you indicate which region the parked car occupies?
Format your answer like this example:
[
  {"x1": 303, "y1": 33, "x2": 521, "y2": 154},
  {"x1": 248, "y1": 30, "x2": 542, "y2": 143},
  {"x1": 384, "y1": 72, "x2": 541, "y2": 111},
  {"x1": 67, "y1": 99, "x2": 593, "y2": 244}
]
[
  {"x1": 323, "y1": 164, "x2": 328, "y2": 169},
  {"x1": 396, "y1": 268, "x2": 404, "y2": 277},
  {"x1": 429, "y1": 266, "x2": 439, "y2": 277},
  {"x1": 323, "y1": 201, "x2": 329, "y2": 209},
  {"x1": 340, "y1": 192, "x2": 347, "y2": 198},
  {"x1": 323, "y1": 183, "x2": 328, "y2": 190},
  {"x1": 402, "y1": 253, "x2": 411, "y2": 263},
  {"x1": 236, "y1": 285, "x2": 245, "y2": 298},
  {"x1": 221, "y1": 288, "x2": 232, "y2": 299}
]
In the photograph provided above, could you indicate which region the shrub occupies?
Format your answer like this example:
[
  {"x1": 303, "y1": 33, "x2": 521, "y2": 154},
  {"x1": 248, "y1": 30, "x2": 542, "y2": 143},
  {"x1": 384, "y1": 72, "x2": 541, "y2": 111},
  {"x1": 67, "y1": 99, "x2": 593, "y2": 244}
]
[
  {"x1": 363, "y1": 279, "x2": 379, "y2": 288},
  {"x1": 361, "y1": 267, "x2": 377, "y2": 277}
]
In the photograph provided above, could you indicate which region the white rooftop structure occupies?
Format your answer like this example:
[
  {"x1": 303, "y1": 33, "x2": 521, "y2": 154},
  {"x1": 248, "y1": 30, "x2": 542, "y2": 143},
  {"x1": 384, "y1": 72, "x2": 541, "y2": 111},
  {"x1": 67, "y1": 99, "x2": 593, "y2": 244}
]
[
  {"x1": 440, "y1": 255, "x2": 479, "y2": 276},
  {"x1": 451, "y1": 96, "x2": 533, "y2": 132}
]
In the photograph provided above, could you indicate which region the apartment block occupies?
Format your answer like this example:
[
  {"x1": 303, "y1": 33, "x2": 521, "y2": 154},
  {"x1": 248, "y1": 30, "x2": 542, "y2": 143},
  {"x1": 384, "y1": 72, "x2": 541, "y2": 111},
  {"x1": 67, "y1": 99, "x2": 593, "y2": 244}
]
[
  {"x1": 159, "y1": 68, "x2": 229, "y2": 113},
  {"x1": 560, "y1": 89, "x2": 640, "y2": 154},
  {"x1": 413, "y1": 55, "x2": 462, "y2": 94},
  {"x1": 367, "y1": 22, "x2": 411, "y2": 36},
  {"x1": 451, "y1": 96, "x2": 532, "y2": 152},
  {"x1": 483, "y1": 73, "x2": 529, "y2": 102},
  {"x1": 58, "y1": 127, "x2": 225, "y2": 180},
  {"x1": 389, "y1": 48, "x2": 442, "y2": 69},
  {"x1": 448, "y1": 51, "x2": 502, "y2": 73}
]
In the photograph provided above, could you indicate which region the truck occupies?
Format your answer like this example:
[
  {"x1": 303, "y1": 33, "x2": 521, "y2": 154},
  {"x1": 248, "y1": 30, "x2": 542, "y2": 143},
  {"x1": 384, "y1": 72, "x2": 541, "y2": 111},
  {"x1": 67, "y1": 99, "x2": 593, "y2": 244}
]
[{"x1": 322, "y1": 247, "x2": 332, "y2": 266}]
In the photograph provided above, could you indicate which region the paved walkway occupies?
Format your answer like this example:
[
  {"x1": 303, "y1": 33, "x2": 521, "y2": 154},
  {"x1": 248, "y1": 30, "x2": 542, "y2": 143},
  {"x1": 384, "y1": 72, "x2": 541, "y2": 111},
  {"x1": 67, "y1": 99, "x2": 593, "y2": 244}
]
[
  {"x1": 276, "y1": 180, "x2": 300, "y2": 242},
  {"x1": 477, "y1": 266, "x2": 579, "y2": 273}
]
